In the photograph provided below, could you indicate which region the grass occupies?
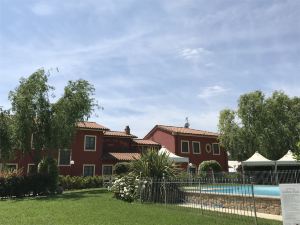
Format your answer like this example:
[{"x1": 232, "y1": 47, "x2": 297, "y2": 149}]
[{"x1": 0, "y1": 189, "x2": 282, "y2": 225}]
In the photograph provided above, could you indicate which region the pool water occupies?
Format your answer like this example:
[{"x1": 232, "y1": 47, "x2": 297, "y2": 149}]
[{"x1": 203, "y1": 185, "x2": 280, "y2": 197}]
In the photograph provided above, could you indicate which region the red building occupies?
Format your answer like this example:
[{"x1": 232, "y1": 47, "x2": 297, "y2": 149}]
[
  {"x1": 144, "y1": 124, "x2": 228, "y2": 173},
  {"x1": 0, "y1": 122, "x2": 160, "y2": 177},
  {"x1": 1, "y1": 122, "x2": 228, "y2": 176}
]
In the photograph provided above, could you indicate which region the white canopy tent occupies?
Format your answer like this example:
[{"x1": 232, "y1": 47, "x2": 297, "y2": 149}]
[
  {"x1": 276, "y1": 150, "x2": 300, "y2": 166},
  {"x1": 242, "y1": 151, "x2": 275, "y2": 167},
  {"x1": 158, "y1": 146, "x2": 189, "y2": 163}
]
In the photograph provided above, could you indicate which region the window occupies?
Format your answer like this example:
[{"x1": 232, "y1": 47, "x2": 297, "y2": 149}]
[
  {"x1": 84, "y1": 135, "x2": 96, "y2": 151},
  {"x1": 6, "y1": 163, "x2": 18, "y2": 171},
  {"x1": 102, "y1": 165, "x2": 113, "y2": 176},
  {"x1": 212, "y1": 143, "x2": 220, "y2": 155},
  {"x1": 181, "y1": 140, "x2": 189, "y2": 153},
  {"x1": 27, "y1": 164, "x2": 36, "y2": 174},
  {"x1": 83, "y1": 165, "x2": 95, "y2": 177},
  {"x1": 192, "y1": 142, "x2": 201, "y2": 154},
  {"x1": 205, "y1": 144, "x2": 212, "y2": 153},
  {"x1": 58, "y1": 149, "x2": 71, "y2": 166}
]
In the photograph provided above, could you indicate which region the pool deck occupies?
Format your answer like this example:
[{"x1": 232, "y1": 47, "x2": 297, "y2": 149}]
[{"x1": 178, "y1": 203, "x2": 283, "y2": 221}]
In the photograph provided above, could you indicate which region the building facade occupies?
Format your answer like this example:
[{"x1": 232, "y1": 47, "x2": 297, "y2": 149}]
[
  {"x1": 1, "y1": 122, "x2": 228, "y2": 176},
  {"x1": 144, "y1": 124, "x2": 228, "y2": 173},
  {"x1": 1, "y1": 122, "x2": 160, "y2": 176}
]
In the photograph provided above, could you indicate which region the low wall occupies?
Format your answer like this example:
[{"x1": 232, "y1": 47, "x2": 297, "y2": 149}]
[{"x1": 185, "y1": 192, "x2": 281, "y2": 215}]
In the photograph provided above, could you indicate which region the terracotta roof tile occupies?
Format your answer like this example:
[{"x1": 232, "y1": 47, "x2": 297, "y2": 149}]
[
  {"x1": 157, "y1": 125, "x2": 219, "y2": 137},
  {"x1": 104, "y1": 131, "x2": 137, "y2": 138},
  {"x1": 103, "y1": 152, "x2": 141, "y2": 161},
  {"x1": 133, "y1": 139, "x2": 160, "y2": 145},
  {"x1": 77, "y1": 121, "x2": 109, "y2": 130}
]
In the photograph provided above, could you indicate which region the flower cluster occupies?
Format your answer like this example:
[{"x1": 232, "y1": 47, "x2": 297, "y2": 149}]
[{"x1": 111, "y1": 173, "x2": 140, "y2": 202}]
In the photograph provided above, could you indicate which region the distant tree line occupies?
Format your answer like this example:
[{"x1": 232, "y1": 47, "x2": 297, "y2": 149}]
[{"x1": 218, "y1": 90, "x2": 300, "y2": 161}]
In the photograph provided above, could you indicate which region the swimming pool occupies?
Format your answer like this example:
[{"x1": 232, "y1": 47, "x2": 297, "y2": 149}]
[{"x1": 202, "y1": 185, "x2": 280, "y2": 197}]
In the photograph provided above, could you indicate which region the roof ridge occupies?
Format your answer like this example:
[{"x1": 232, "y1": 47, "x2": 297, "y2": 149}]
[{"x1": 158, "y1": 124, "x2": 218, "y2": 134}]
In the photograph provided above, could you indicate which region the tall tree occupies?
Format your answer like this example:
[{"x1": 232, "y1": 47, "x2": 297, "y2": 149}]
[
  {"x1": 0, "y1": 108, "x2": 13, "y2": 161},
  {"x1": 8, "y1": 69, "x2": 97, "y2": 163},
  {"x1": 218, "y1": 90, "x2": 300, "y2": 161}
]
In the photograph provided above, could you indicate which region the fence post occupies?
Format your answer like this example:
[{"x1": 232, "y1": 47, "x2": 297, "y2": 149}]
[
  {"x1": 199, "y1": 178, "x2": 203, "y2": 215},
  {"x1": 139, "y1": 172, "x2": 142, "y2": 203},
  {"x1": 251, "y1": 182, "x2": 258, "y2": 225},
  {"x1": 163, "y1": 173, "x2": 167, "y2": 207}
]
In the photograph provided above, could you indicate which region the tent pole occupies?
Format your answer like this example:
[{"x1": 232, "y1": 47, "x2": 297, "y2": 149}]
[{"x1": 275, "y1": 162, "x2": 278, "y2": 185}]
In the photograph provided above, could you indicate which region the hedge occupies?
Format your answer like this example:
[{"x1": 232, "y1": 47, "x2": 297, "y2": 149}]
[
  {"x1": 0, "y1": 170, "x2": 58, "y2": 198},
  {"x1": 198, "y1": 160, "x2": 222, "y2": 173},
  {"x1": 58, "y1": 175, "x2": 103, "y2": 190}
]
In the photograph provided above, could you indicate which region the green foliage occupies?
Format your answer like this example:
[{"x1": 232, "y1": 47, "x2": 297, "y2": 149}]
[
  {"x1": 0, "y1": 109, "x2": 13, "y2": 160},
  {"x1": 51, "y1": 79, "x2": 97, "y2": 149},
  {"x1": 0, "y1": 169, "x2": 57, "y2": 198},
  {"x1": 114, "y1": 162, "x2": 131, "y2": 175},
  {"x1": 198, "y1": 160, "x2": 222, "y2": 173},
  {"x1": 38, "y1": 157, "x2": 59, "y2": 193},
  {"x1": 7, "y1": 69, "x2": 97, "y2": 162},
  {"x1": 131, "y1": 149, "x2": 177, "y2": 179},
  {"x1": 218, "y1": 90, "x2": 300, "y2": 160},
  {"x1": 111, "y1": 173, "x2": 139, "y2": 202},
  {"x1": 58, "y1": 175, "x2": 103, "y2": 190}
]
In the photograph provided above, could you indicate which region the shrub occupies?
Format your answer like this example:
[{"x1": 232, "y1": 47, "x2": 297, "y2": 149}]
[
  {"x1": 58, "y1": 175, "x2": 103, "y2": 190},
  {"x1": 111, "y1": 173, "x2": 139, "y2": 202},
  {"x1": 198, "y1": 160, "x2": 222, "y2": 174},
  {"x1": 114, "y1": 162, "x2": 131, "y2": 175},
  {"x1": 131, "y1": 149, "x2": 177, "y2": 179},
  {"x1": 38, "y1": 157, "x2": 59, "y2": 193},
  {"x1": 0, "y1": 169, "x2": 53, "y2": 198}
]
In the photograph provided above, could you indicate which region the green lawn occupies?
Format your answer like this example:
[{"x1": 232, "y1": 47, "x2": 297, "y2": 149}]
[{"x1": 0, "y1": 189, "x2": 281, "y2": 225}]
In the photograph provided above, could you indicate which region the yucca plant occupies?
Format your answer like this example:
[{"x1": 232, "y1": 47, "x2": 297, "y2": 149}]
[{"x1": 131, "y1": 149, "x2": 177, "y2": 179}]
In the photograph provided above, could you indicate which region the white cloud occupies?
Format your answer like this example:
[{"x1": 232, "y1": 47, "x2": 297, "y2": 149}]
[
  {"x1": 180, "y1": 47, "x2": 212, "y2": 60},
  {"x1": 197, "y1": 85, "x2": 229, "y2": 99},
  {"x1": 31, "y1": 2, "x2": 54, "y2": 16}
]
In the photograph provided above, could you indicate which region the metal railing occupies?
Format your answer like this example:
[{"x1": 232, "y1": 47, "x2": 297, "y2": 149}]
[
  {"x1": 139, "y1": 177, "x2": 258, "y2": 225},
  {"x1": 190, "y1": 169, "x2": 300, "y2": 185}
]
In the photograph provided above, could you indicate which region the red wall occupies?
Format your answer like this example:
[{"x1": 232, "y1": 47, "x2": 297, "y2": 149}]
[
  {"x1": 147, "y1": 129, "x2": 175, "y2": 152},
  {"x1": 146, "y1": 128, "x2": 228, "y2": 172},
  {"x1": 174, "y1": 135, "x2": 228, "y2": 171},
  {"x1": 59, "y1": 130, "x2": 104, "y2": 176}
]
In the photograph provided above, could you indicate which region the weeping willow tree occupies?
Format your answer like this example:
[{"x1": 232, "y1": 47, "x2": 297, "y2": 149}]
[{"x1": 8, "y1": 69, "x2": 97, "y2": 164}]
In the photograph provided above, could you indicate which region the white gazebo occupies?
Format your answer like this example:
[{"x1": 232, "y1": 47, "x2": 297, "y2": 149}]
[
  {"x1": 158, "y1": 146, "x2": 189, "y2": 163},
  {"x1": 242, "y1": 151, "x2": 275, "y2": 167}
]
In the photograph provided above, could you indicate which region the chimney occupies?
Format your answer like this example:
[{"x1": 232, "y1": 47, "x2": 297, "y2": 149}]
[
  {"x1": 184, "y1": 117, "x2": 190, "y2": 128},
  {"x1": 125, "y1": 125, "x2": 130, "y2": 135}
]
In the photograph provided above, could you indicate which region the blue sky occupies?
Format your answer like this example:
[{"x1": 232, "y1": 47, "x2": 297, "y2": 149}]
[{"x1": 1, "y1": 0, "x2": 300, "y2": 137}]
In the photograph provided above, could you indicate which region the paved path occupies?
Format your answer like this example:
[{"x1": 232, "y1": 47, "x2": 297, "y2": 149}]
[{"x1": 178, "y1": 203, "x2": 282, "y2": 221}]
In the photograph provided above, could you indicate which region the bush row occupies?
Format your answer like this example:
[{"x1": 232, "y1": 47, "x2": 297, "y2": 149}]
[
  {"x1": 58, "y1": 175, "x2": 103, "y2": 190},
  {"x1": 0, "y1": 170, "x2": 57, "y2": 198}
]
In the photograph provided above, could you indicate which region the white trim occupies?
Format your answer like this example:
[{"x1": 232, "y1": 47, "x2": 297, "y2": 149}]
[
  {"x1": 84, "y1": 135, "x2": 97, "y2": 151},
  {"x1": 58, "y1": 149, "x2": 72, "y2": 166},
  {"x1": 83, "y1": 164, "x2": 95, "y2": 176},
  {"x1": 27, "y1": 164, "x2": 35, "y2": 174},
  {"x1": 212, "y1": 143, "x2": 220, "y2": 155},
  {"x1": 102, "y1": 164, "x2": 114, "y2": 176},
  {"x1": 192, "y1": 141, "x2": 201, "y2": 154},
  {"x1": 205, "y1": 143, "x2": 212, "y2": 153},
  {"x1": 6, "y1": 163, "x2": 18, "y2": 170},
  {"x1": 181, "y1": 140, "x2": 190, "y2": 153}
]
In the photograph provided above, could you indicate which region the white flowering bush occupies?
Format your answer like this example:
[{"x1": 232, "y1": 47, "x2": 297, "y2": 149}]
[{"x1": 111, "y1": 173, "x2": 141, "y2": 202}]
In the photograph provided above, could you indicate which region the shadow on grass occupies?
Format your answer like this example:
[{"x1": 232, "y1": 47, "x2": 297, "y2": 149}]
[{"x1": 2, "y1": 188, "x2": 110, "y2": 203}]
